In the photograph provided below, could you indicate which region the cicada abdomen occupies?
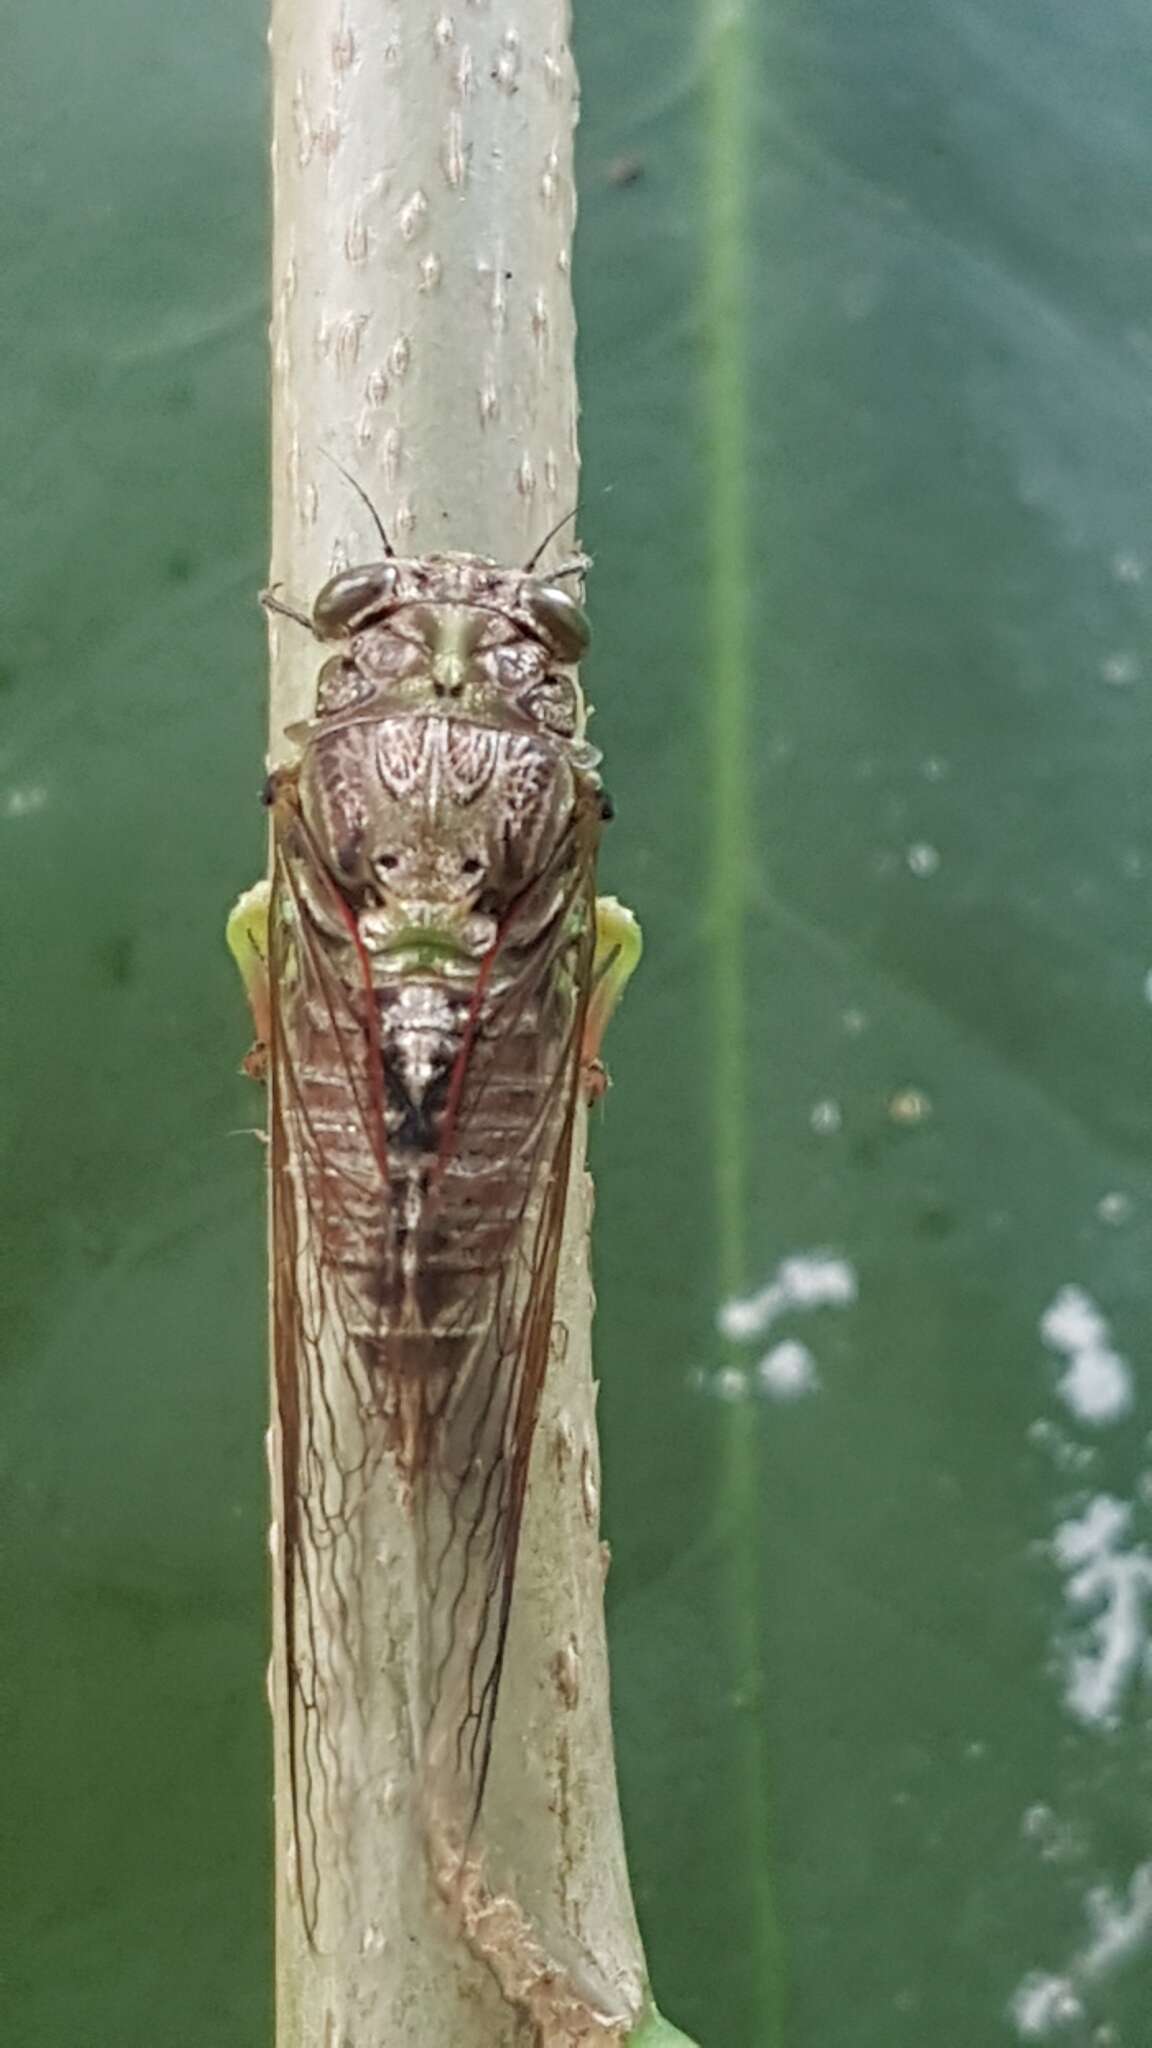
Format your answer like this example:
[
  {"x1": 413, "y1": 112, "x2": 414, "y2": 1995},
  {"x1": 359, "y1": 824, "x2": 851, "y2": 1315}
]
[{"x1": 265, "y1": 547, "x2": 603, "y2": 1943}]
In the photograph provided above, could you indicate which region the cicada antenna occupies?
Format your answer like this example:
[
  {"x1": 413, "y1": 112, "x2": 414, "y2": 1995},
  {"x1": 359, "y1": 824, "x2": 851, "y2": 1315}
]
[
  {"x1": 320, "y1": 451, "x2": 395, "y2": 558},
  {"x1": 523, "y1": 506, "x2": 580, "y2": 574}
]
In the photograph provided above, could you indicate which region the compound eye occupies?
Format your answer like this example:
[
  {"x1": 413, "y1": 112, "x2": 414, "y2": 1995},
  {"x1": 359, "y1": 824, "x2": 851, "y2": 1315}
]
[
  {"x1": 312, "y1": 563, "x2": 399, "y2": 640},
  {"x1": 524, "y1": 583, "x2": 590, "y2": 661}
]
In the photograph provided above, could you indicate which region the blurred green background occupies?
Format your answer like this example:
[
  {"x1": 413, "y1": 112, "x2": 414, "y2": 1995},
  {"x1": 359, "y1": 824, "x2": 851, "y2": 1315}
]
[{"x1": 6, "y1": 1, "x2": 1152, "y2": 2043}]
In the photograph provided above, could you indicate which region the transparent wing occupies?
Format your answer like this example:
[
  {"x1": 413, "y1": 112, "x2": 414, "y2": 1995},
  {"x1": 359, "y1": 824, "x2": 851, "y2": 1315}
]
[
  {"x1": 267, "y1": 782, "x2": 393, "y2": 1949},
  {"x1": 266, "y1": 771, "x2": 599, "y2": 1937}
]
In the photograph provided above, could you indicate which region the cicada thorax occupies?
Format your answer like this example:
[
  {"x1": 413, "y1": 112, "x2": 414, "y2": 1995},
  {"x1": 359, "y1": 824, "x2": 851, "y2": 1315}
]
[{"x1": 270, "y1": 554, "x2": 603, "y2": 1903}]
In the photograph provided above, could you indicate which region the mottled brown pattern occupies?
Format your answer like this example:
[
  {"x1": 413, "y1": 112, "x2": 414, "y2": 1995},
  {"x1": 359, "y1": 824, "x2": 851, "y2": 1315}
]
[{"x1": 267, "y1": 549, "x2": 601, "y2": 1945}]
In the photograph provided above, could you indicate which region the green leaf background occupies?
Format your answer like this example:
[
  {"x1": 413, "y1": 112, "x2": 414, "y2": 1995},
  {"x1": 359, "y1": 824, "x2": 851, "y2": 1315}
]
[{"x1": 6, "y1": 1, "x2": 1152, "y2": 2043}]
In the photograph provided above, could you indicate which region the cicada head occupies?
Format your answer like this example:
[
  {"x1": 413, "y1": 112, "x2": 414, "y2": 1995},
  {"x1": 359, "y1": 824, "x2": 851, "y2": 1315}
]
[{"x1": 296, "y1": 550, "x2": 597, "y2": 751}]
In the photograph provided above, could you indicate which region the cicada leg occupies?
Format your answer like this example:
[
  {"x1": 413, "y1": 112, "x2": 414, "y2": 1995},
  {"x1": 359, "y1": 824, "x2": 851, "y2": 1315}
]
[
  {"x1": 582, "y1": 893, "x2": 642, "y2": 1102},
  {"x1": 227, "y1": 878, "x2": 273, "y2": 1082},
  {"x1": 260, "y1": 585, "x2": 315, "y2": 632}
]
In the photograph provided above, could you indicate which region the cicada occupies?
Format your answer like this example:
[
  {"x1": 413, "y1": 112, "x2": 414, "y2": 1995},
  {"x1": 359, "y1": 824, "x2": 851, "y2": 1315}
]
[{"x1": 229, "y1": 509, "x2": 638, "y2": 1946}]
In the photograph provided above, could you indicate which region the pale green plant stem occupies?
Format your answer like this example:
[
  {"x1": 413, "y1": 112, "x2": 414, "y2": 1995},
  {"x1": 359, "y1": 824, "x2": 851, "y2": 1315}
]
[
  {"x1": 705, "y1": 0, "x2": 786, "y2": 2035},
  {"x1": 265, "y1": 0, "x2": 664, "y2": 2042}
]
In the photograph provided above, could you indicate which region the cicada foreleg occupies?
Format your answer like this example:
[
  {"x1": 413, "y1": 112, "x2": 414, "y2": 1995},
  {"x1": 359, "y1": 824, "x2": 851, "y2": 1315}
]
[
  {"x1": 581, "y1": 893, "x2": 642, "y2": 1103},
  {"x1": 227, "y1": 878, "x2": 273, "y2": 1082},
  {"x1": 260, "y1": 586, "x2": 316, "y2": 633}
]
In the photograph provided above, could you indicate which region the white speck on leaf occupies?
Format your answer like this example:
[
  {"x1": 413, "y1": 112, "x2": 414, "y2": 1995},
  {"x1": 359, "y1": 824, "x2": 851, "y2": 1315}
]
[
  {"x1": 888, "y1": 1087, "x2": 933, "y2": 1125},
  {"x1": 1009, "y1": 1972, "x2": 1083, "y2": 2038},
  {"x1": 1020, "y1": 1803, "x2": 1082, "y2": 1865},
  {"x1": 906, "y1": 841, "x2": 940, "y2": 876},
  {"x1": 1100, "y1": 650, "x2": 1140, "y2": 686},
  {"x1": 714, "y1": 1366, "x2": 748, "y2": 1403},
  {"x1": 1040, "y1": 1286, "x2": 1134, "y2": 1426},
  {"x1": 1027, "y1": 1416, "x2": 1096, "y2": 1478},
  {"x1": 1009, "y1": 1863, "x2": 1152, "y2": 2037},
  {"x1": 756, "y1": 1340, "x2": 820, "y2": 1402},
  {"x1": 809, "y1": 1099, "x2": 842, "y2": 1135},
  {"x1": 1052, "y1": 1495, "x2": 1152, "y2": 1726},
  {"x1": 719, "y1": 1250, "x2": 858, "y2": 1342},
  {"x1": 2, "y1": 784, "x2": 47, "y2": 819}
]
